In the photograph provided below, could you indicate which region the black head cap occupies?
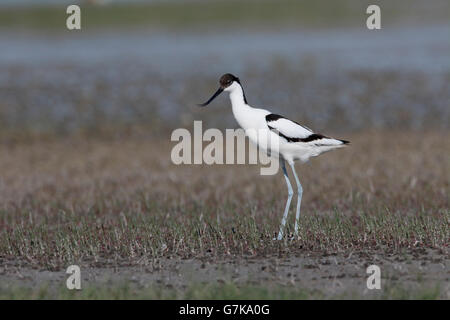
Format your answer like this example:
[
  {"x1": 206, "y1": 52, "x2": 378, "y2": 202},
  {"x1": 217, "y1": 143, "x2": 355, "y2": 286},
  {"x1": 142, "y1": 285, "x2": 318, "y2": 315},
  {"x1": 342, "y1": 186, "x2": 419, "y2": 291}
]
[
  {"x1": 198, "y1": 73, "x2": 246, "y2": 107},
  {"x1": 220, "y1": 73, "x2": 240, "y2": 88}
]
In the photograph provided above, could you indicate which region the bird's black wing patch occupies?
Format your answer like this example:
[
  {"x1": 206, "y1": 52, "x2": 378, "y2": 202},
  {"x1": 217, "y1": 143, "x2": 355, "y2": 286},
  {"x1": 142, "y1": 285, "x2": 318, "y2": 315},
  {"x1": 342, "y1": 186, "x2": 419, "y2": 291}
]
[
  {"x1": 265, "y1": 114, "x2": 350, "y2": 145},
  {"x1": 267, "y1": 128, "x2": 328, "y2": 143},
  {"x1": 266, "y1": 113, "x2": 321, "y2": 142},
  {"x1": 265, "y1": 113, "x2": 284, "y2": 122},
  {"x1": 265, "y1": 113, "x2": 313, "y2": 132},
  {"x1": 299, "y1": 133, "x2": 329, "y2": 142}
]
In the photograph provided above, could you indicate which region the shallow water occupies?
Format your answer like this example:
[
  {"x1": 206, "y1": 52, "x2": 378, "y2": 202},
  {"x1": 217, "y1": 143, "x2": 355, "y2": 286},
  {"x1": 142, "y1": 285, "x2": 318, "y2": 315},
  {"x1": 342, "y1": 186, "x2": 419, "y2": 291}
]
[
  {"x1": 0, "y1": 25, "x2": 449, "y2": 132},
  {"x1": 2, "y1": 25, "x2": 449, "y2": 73}
]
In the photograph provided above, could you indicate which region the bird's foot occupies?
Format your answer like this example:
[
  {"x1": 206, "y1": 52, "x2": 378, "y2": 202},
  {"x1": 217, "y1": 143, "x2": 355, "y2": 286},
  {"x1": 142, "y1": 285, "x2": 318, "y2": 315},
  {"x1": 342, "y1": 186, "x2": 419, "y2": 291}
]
[
  {"x1": 273, "y1": 234, "x2": 283, "y2": 241},
  {"x1": 273, "y1": 231, "x2": 301, "y2": 241},
  {"x1": 287, "y1": 234, "x2": 296, "y2": 241}
]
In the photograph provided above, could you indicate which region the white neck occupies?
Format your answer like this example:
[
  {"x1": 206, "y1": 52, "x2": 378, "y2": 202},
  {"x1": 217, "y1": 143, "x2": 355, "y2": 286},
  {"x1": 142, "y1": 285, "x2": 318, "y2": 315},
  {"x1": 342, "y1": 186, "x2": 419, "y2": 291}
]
[
  {"x1": 228, "y1": 83, "x2": 254, "y2": 129},
  {"x1": 229, "y1": 83, "x2": 248, "y2": 109}
]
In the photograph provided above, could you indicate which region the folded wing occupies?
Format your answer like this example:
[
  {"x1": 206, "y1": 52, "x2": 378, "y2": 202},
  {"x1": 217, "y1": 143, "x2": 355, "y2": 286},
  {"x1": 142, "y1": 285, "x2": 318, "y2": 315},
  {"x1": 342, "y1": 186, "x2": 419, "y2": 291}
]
[{"x1": 265, "y1": 113, "x2": 349, "y2": 145}]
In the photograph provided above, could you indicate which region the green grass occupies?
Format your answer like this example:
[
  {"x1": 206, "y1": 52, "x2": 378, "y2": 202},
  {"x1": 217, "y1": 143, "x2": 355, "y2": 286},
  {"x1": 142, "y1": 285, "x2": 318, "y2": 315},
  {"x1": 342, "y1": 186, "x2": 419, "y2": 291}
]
[
  {"x1": 380, "y1": 284, "x2": 443, "y2": 300},
  {"x1": 0, "y1": 0, "x2": 448, "y2": 30},
  {"x1": 0, "y1": 283, "x2": 314, "y2": 299},
  {"x1": 1, "y1": 207, "x2": 448, "y2": 270},
  {"x1": 0, "y1": 281, "x2": 443, "y2": 299}
]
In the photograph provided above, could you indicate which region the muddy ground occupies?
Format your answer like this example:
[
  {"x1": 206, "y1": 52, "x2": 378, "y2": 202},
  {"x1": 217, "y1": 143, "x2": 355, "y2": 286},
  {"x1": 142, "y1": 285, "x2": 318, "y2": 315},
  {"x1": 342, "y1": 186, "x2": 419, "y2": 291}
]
[{"x1": 1, "y1": 248, "x2": 448, "y2": 299}]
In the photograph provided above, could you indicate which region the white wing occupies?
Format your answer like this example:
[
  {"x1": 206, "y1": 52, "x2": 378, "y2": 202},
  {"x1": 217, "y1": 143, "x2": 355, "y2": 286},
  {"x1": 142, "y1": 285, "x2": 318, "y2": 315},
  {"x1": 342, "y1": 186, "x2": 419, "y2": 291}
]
[
  {"x1": 265, "y1": 114, "x2": 313, "y2": 141},
  {"x1": 265, "y1": 113, "x2": 349, "y2": 145}
]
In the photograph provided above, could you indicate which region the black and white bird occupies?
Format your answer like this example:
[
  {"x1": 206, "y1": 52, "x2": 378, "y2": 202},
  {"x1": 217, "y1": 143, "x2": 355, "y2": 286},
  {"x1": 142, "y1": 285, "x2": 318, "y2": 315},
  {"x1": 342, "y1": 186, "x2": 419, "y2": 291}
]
[{"x1": 199, "y1": 73, "x2": 349, "y2": 240}]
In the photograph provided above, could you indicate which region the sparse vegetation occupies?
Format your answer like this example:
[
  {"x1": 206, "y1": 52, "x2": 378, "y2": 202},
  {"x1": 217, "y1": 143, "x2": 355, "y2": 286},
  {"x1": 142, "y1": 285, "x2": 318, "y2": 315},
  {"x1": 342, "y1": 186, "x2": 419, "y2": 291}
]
[
  {"x1": 0, "y1": 0, "x2": 448, "y2": 300},
  {"x1": 0, "y1": 131, "x2": 448, "y2": 299},
  {"x1": 0, "y1": 131, "x2": 448, "y2": 265}
]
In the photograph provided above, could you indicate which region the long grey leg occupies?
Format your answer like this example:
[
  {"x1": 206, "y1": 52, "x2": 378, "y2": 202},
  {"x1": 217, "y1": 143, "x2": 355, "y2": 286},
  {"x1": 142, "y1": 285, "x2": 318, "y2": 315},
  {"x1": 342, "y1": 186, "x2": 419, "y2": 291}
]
[
  {"x1": 288, "y1": 162, "x2": 303, "y2": 236},
  {"x1": 277, "y1": 159, "x2": 293, "y2": 240}
]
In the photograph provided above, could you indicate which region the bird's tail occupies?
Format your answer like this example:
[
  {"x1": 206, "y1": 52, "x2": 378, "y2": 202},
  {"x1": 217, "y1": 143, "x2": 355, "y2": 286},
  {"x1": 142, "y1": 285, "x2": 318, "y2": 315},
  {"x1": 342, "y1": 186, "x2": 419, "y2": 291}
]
[
  {"x1": 313, "y1": 137, "x2": 350, "y2": 147},
  {"x1": 306, "y1": 137, "x2": 349, "y2": 158}
]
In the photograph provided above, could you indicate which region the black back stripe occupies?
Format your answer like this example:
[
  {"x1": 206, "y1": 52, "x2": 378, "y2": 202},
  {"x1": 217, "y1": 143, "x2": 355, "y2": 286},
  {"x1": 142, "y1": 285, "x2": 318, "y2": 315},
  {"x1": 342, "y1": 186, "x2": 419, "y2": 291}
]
[
  {"x1": 267, "y1": 126, "x2": 328, "y2": 143},
  {"x1": 235, "y1": 78, "x2": 248, "y2": 104},
  {"x1": 265, "y1": 113, "x2": 313, "y2": 132},
  {"x1": 265, "y1": 113, "x2": 284, "y2": 122}
]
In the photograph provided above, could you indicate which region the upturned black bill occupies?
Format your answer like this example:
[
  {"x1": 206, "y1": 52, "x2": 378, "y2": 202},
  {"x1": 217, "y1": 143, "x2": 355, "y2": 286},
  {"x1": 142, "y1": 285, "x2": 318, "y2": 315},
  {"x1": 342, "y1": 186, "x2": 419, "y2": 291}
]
[{"x1": 198, "y1": 87, "x2": 223, "y2": 107}]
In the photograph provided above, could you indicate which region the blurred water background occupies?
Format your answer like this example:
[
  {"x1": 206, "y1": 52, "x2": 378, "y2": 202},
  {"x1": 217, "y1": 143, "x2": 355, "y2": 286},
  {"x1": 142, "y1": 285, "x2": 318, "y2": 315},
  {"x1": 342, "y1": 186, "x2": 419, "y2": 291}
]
[{"x1": 0, "y1": 0, "x2": 449, "y2": 136}]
